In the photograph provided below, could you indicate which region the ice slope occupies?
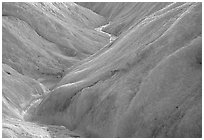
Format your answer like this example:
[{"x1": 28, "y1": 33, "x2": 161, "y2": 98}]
[
  {"x1": 2, "y1": 2, "x2": 110, "y2": 89},
  {"x1": 2, "y1": 64, "x2": 81, "y2": 137},
  {"x1": 25, "y1": 2, "x2": 202, "y2": 138},
  {"x1": 117, "y1": 37, "x2": 202, "y2": 137},
  {"x1": 3, "y1": 118, "x2": 81, "y2": 138},
  {"x1": 2, "y1": 2, "x2": 111, "y2": 137},
  {"x1": 2, "y1": 64, "x2": 44, "y2": 119},
  {"x1": 77, "y1": 2, "x2": 174, "y2": 36}
]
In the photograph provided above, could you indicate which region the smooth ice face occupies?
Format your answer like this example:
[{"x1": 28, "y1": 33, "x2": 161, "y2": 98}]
[{"x1": 2, "y1": 2, "x2": 202, "y2": 138}]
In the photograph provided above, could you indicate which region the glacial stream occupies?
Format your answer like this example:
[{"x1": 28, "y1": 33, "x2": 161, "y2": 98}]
[{"x1": 95, "y1": 22, "x2": 117, "y2": 43}]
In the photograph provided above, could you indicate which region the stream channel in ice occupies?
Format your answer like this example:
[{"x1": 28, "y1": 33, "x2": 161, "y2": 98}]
[{"x1": 95, "y1": 22, "x2": 117, "y2": 43}]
